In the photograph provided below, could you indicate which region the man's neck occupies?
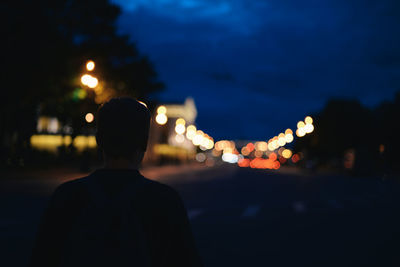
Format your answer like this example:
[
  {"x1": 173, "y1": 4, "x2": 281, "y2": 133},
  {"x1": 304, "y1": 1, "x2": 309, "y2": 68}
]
[{"x1": 103, "y1": 158, "x2": 139, "y2": 170}]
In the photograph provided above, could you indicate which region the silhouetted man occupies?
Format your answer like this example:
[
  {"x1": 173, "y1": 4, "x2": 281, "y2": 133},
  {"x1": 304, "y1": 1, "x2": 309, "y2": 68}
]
[{"x1": 30, "y1": 97, "x2": 202, "y2": 267}]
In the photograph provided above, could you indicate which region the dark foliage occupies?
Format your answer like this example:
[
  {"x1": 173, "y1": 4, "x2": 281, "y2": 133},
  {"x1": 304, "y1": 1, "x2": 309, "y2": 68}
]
[
  {"x1": 1, "y1": 0, "x2": 163, "y2": 162},
  {"x1": 295, "y1": 92, "x2": 400, "y2": 175}
]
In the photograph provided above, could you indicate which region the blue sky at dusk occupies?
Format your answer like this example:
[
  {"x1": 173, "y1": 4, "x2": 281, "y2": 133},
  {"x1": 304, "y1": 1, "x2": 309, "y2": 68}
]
[{"x1": 111, "y1": 0, "x2": 400, "y2": 140}]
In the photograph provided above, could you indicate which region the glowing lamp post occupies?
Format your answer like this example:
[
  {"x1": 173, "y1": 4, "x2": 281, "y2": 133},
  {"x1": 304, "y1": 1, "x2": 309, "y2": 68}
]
[
  {"x1": 86, "y1": 60, "x2": 95, "y2": 71},
  {"x1": 156, "y1": 113, "x2": 167, "y2": 125},
  {"x1": 175, "y1": 118, "x2": 186, "y2": 134},
  {"x1": 85, "y1": 113, "x2": 94, "y2": 123},
  {"x1": 156, "y1": 105, "x2": 168, "y2": 125}
]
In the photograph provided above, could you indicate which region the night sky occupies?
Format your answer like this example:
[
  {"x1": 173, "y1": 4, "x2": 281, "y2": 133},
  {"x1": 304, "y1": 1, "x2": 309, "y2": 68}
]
[{"x1": 111, "y1": 0, "x2": 400, "y2": 140}]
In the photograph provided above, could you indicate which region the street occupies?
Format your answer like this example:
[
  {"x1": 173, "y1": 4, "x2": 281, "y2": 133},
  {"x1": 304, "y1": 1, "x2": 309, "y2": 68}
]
[{"x1": 1, "y1": 164, "x2": 400, "y2": 267}]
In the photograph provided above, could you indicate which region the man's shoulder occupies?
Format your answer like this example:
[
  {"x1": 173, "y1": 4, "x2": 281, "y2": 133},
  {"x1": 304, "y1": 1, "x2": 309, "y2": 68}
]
[
  {"x1": 51, "y1": 175, "x2": 90, "y2": 202},
  {"x1": 139, "y1": 175, "x2": 181, "y2": 202},
  {"x1": 56, "y1": 175, "x2": 90, "y2": 192},
  {"x1": 52, "y1": 170, "x2": 182, "y2": 206}
]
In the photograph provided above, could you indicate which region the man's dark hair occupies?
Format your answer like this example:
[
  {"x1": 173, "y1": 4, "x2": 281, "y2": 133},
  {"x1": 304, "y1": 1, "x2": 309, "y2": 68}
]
[{"x1": 96, "y1": 97, "x2": 151, "y2": 158}]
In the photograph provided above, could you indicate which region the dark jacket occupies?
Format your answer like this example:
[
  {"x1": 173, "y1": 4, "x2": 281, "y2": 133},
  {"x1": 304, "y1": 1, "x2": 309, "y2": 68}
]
[{"x1": 30, "y1": 169, "x2": 202, "y2": 267}]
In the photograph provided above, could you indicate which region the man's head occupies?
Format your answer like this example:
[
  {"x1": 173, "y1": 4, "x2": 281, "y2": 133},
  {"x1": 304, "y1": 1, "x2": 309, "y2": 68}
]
[{"x1": 96, "y1": 97, "x2": 151, "y2": 163}]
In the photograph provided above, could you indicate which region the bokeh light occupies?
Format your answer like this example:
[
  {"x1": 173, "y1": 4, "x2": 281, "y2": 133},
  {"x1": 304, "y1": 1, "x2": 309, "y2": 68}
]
[
  {"x1": 269, "y1": 152, "x2": 277, "y2": 161},
  {"x1": 285, "y1": 129, "x2": 293, "y2": 135},
  {"x1": 292, "y1": 154, "x2": 300, "y2": 163},
  {"x1": 222, "y1": 153, "x2": 239, "y2": 163},
  {"x1": 304, "y1": 123, "x2": 314, "y2": 133},
  {"x1": 186, "y1": 125, "x2": 197, "y2": 140},
  {"x1": 238, "y1": 158, "x2": 251, "y2": 167},
  {"x1": 246, "y1": 143, "x2": 255, "y2": 152},
  {"x1": 85, "y1": 113, "x2": 94, "y2": 123},
  {"x1": 305, "y1": 116, "x2": 313, "y2": 124},
  {"x1": 282, "y1": 149, "x2": 292, "y2": 159},
  {"x1": 86, "y1": 60, "x2": 95, "y2": 71},
  {"x1": 80, "y1": 74, "x2": 91, "y2": 86},
  {"x1": 157, "y1": 106, "x2": 167, "y2": 114},
  {"x1": 175, "y1": 124, "x2": 186, "y2": 135},
  {"x1": 297, "y1": 121, "x2": 305, "y2": 129},
  {"x1": 156, "y1": 113, "x2": 168, "y2": 125},
  {"x1": 285, "y1": 134, "x2": 294, "y2": 143},
  {"x1": 175, "y1": 134, "x2": 184, "y2": 143},
  {"x1": 192, "y1": 131, "x2": 204, "y2": 146},
  {"x1": 176, "y1": 118, "x2": 186, "y2": 125},
  {"x1": 254, "y1": 150, "x2": 263, "y2": 158},
  {"x1": 278, "y1": 134, "x2": 286, "y2": 147},
  {"x1": 87, "y1": 76, "x2": 98, "y2": 88},
  {"x1": 296, "y1": 128, "x2": 306, "y2": 137},
  {"x1": 255, "y1": 141, "x2": 268, "y2": 151},
  {"x1": 241, "y1": 146, "x2": 250, "y2": 156},
  {"x1": 196, "y1": 153, "x2": 206, "y2": 162}
]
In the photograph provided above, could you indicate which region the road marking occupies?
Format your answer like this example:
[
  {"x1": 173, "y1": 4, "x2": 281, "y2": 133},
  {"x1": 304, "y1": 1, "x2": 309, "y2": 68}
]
[
  {"x1": 187, "y1": 209, "x2": 203, "y2": 220},
  {"x1": 241, "y1": 205, "x2": 261, "y2": 217}
]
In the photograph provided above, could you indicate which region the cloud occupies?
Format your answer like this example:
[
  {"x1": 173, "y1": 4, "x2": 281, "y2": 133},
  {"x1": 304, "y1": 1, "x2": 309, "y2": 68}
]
[{"x1": 113, "y1": 0, "x2": 400, "y2": 138}]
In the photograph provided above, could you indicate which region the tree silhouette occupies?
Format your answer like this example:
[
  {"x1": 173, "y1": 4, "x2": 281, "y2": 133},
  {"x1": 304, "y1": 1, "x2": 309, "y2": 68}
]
[
  {"x1": 375, "y1": 91, "x2": 400, "y2": 173},
  {"x1": 295, "y1": 99, "x2": 376, "y2": 173},
  {"x1": 295, "y1": 92, "x2": 400, "y2": 175},
  {"x1": 1, "y1": 0, "x2": 163, "y2": 161}
]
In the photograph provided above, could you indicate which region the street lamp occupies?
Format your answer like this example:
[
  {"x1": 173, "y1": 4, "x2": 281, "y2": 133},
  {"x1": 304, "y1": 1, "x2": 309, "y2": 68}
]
[
  {"x1": 86, "y1": 60, "x2": 95, "y2": 71},
  {"x1": 156, "y1": 105, "x2": 168, "y2": 125},
  {"x1": 156, "y1": 113, "x2": 168, "y2": 125},
  {"x1": 85, "y1": 113, "x2": 94, "y2": 123},
  {"x1": 80, "y1": 74, "x2": 98, "y2": 88},
  {"x1": 81, "y1": 74, "x2": 91, "y2": 86},
  {"x1": 86, "y1": 76, "x2": 98, "y2": 88}
]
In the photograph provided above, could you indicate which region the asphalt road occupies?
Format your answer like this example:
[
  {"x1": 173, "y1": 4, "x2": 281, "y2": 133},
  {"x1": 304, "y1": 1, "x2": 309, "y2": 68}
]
[{"x1": 1, "y1": 165, "x2": 400, "y2": 267}]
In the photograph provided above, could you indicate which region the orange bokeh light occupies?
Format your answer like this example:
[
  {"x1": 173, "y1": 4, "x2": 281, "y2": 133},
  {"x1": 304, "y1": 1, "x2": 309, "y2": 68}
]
[
  {"x1": 238, "y1": 158, "x2": 251, "y2": 167},
  {"x1": 292, "y1": 154, "x2": 300, "y2": 163},
  {"x1": 246, "y1": 143, "x2": 255, "y2": 152},
  {"x1": 269, "y1": 152, "x2": 277, "y2": 161}
]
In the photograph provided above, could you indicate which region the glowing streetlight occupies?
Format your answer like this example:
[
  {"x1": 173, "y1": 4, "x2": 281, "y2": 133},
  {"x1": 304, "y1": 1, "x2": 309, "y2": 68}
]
[
  {"x1": 241, "y1": 146, "x2": 250, "y2": 156},
  {"x1": 192, "y1": 131, "x2": 204, "y2": 146},
  {"x1": 157, "y1": 106, "x2": 167, "y2": 114},
  {"x1": 81, "y1": 74, "x2": 98, "y2": 88},
  {"x1": 304, "y1": 124, "x2": 314, "y2": 133},
  {"x1": 255, "y1": 141, "x2": 268, "y2": 151},
  {"x1": 277, "y1": 133, "x2": 286, "y2": 147},
  {"x1": 296, "y1": 128, "x2": 306, "y2": 137},
  {"x1": 175, "y1": 124, "x2": 185, "y2": 135},
  {"x1": 175, "y1": 134, "x2": 185, "y2": 143},
  {"x1": 206, "y1": 139, "x2": 214, "y2": 150},
  {"x1": 186, "y1": 125, "x2": 197, "y2": 140},
  {"x1": 297, "y1": 121, "x2": 305, "y2": 129},
  {"x1": 285, "y1": 129, "x2": 293, "y2": 135},
  {"x1": 285, "y1": 134, "x2": 294, "y2": 143},
  {"x1": 156, "y1": 113, "x2": 167, "y2": 125},
  {"x1": 176, "y1": 118, "x2": 186, "y2": 125},
  {"x1": 305, "y1": 116, "x2": 313, "y2": 124},
  {"x1": 85, "y1": 113, "x2": 94, "y2": 123},
  {"x1": 87, "y1": 76, "x2": 98, "y2": 88},
  {"x1": 278, "y1": 137, "x2": 286, "y2": 147},
  {"x1": 86, "y1": 60, "x2": 95, "y2": 71},
  {"x1": 282, "y1": 149, "x2": 292, "y2": 159},
  {"x1": 201, "y1": 135, "x2": 211, "y2": 148},
  {"x1": 81, "y1": 74, "x2": 92, "y2": 86},
  {"x1": 268, "y1": 142, "x2": 275, "y2": 151}
]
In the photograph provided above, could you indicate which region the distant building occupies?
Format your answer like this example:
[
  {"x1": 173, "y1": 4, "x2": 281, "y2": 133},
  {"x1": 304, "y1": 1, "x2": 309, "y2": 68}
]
[
  {"x1": 36, "y1": 116, "x2": 61, "y2": 134},
  {"x1": 144, "y1": 97, "x2": 198, "y2": 164},
  {"x1": 32, "y1": 98, "x2": 199, "y2": 164}
]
